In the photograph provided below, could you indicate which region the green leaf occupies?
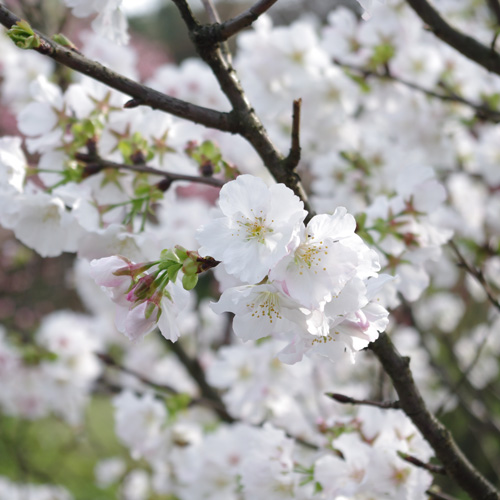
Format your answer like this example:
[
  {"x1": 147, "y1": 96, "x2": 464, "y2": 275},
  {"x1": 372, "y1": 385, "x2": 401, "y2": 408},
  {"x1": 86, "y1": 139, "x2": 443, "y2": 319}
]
[
  {"x1": 166, "y1": 263, "x2": 182, "y2": 282},
  {"x1": 52, "y1": 33, "x2": 77, "y2": 50},
  {"x1": 166, "y1": 393, "x2": 191, "y2": 416},
  {"x1": 174, "y1": 246, "x2": 188, "y2": 261},
  {"x1": 370, "y1": 43, "x2": 395, "y2": 68},
  {"x1": 182, "y1": 273, "x2": 198, "y2": 290},
  {"x1": 7, "y1": 20, "x2": 41, "y2": 50},
  {"x1": 160, "y1": 248, "x2": 181, "y2": 264}
]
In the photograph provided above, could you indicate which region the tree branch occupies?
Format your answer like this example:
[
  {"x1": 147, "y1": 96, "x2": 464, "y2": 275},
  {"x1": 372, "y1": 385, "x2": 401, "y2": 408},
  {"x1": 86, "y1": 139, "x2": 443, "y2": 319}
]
[
  {"x1": 97, "y1": 352, "x2": 178, "y2": 394},
  {"x1": 97, "y1": 351, "x2": 232, "y2": 419},
  {"x1": 334, "y1": 58, "x2": 500, "y2": 122},
  {"x1": 0, "y1": 3, "x2": 314, "y2": 218},
  {"x1": 399, "y1": 299, "x2": 500, "y2": 478},
  {"x1": 426, "y1": 489, "x2": 461, "y2": 500},
  {"x1": 326, "y1": 392, "x2": 401, "y2": 410},
  {"x1": 398, "y1": 451, "x2": 447, "y2": 475},
  {"x1": 217, "y1": 0, "x2": 279, "y2": 41},
  {"x1": 171, "y1": 1, "x2": 314, "y2": 217},
  {"x1": 487, "y1": 0, "x2": 500, "y2": 27},
  {"x1": 404, "y1": 0, "x2": 500, "y2": 75},
  {"x1": 370, "y1": 332, "x2": 500, "y2": 500},
  {"x1": 449, "y1": 240, "x2": 500, "y2": 312},
  {"x1": 201, "y1": 0, "x2": 221, "y2": 24},
  {"x1": 0, "y1": 5, "x2": 235, "y2": 132},
  {"x1": 75, "y1": 153, "x2": 225, "y2": 188},
  {"x1": 284, "y1": 98, "x2": 302, "y2": 170},
  {"x1": 167, "y1": 340, "x2": 235, "y2": 423}
]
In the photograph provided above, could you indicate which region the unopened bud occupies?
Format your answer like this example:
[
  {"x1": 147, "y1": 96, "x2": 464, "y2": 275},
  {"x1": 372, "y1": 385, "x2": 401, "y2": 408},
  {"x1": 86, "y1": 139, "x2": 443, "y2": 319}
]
[
  {"x1": 144, "y1": 300, "x2": 160, "y2": 320},
  {"x1": 201, "y1": 161, "x2": 214, "y2": 177},
  {"x1": 124, "y1": 98, "x2": 143, "y2": 109},
  {"x1": 82, "y1": 163, "x2": 103, "y2": 178},
  {"x1": 127, "y1": 274, "x2": 155, "y2": 302},
  {"x1": 130, "y1": 150, "x2": 146, "y2": 165},
  {"x1": 157, "y1": 178, "x2": 173, "y2": 192}
]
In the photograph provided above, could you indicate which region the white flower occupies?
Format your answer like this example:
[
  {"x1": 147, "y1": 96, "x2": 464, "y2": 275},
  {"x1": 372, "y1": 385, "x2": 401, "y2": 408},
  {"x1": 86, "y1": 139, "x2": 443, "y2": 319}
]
[
  {"x1": 9, "y1": 190, "x2": 82, "y2": 257},
  {"x1": 89, "y1": 255, "x2": 134, "y2": 302},
  {"x1": 64, "y1": 0, "x2": 129, "y2": 45},
  {"x1": 197, "y1": 175, "x2": 306, "y2": 284},
  {"x1": 0, "y1": 137, "x2": 26, "y2": 194},
  {"x1": 95, "y1": 457, "x2": 126, "y2": 488},
  {"x1": 211, "y1": 283, "x2": 306, "y2": 341},
  {"x1": 113, "y1": 391, "x2": 167, "y2": 460},
  {"x1": 278, "y1": 276, "x2": 390, "y2": 364},
  {"x1": 17, "y1": 76, "x2": 64, "y2": 153},
  {"x1": 315, "y1": 433, "x2": 371, "y2": 497},
  {"x1": 270, "y1": 208, "x2": 360, "y2": 308}
]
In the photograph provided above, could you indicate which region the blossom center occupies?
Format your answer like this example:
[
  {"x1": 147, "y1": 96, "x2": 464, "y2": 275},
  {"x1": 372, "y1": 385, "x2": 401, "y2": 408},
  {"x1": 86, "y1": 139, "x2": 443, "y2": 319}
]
[
  {"x1": 43, "y1": 204, "x2": 62, "y2": 223},
  {"x1": 295, "y1": 240, "x2": 328, "y2": 273},
  {"x1": 246, "y1": 292, "x2": 282, "y2": 323},
  {"x1": 237, "y1": 215, "x2": 273, "y2": 244}
]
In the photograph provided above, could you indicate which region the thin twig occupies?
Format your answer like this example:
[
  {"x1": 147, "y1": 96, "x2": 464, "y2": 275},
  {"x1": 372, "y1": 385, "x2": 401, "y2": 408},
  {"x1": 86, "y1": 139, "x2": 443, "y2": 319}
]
[
  {"x1": 369, "y1": 332, "x2": 500, "y2": 500},
  {"x1": 399, "y1": 298, "x2": 500, "y2": 476},
  {"x1": 75, "y1": 153, "x2": 226, "y2": 188},
  {"x1": 97, "y1": 352, "x2": 178, "y2": 395},
  {"x1": 426, "y1": 489, "x2": 461, "y2": 500},
  {"x1": 167, "y1": 340, "x2": 235, "y2": 423},
  {"x1": 449, "y1": 240, "x2": 500, "y2": 312},
  {"x1": 326, "y1": 392, "x2": 401, "y2": 410},
  {"x1": 334, "y1": 58, "x2": 500, "y2": 122},
  {"x1": 170, "y1": 0, "x2": 199, "y2": 31},
  {"x1": 398, "y1": 451, "x2": 447, "y2": 475},
  {"x1": 404, "y1": 0, "x2": 500, "y2": 74},
  {"x1": 284, "y1": 98, "x2": 302, "y2": 170},
  {"x1": 487, "y1": 0, "x2": 500, "y2": 26},
  {"x1": 217, "y1": 0, "x2": 279, "y2": 41},
  {"x1": 200, "y1": 0, "x2": 221, "y2": 23},
  {"x1": 200, "y1": 0, "x2": 233, "y2": 64},
  {"x1": 434, "y1": 325, "x2": 491, "y2": 417},
  {"x1": 97, "y1": 352, "x2": 232, "y2": 416}
]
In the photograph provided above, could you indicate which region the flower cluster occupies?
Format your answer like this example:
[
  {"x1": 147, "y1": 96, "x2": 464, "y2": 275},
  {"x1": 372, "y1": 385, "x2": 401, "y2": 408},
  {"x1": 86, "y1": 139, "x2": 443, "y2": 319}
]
[
  {"x1": 89, "y1": 174, "x2": 389, "y2": 364},
  {"x1": 89, "y1": 251, "x2": 204, "y2": 342},
  {"x1": 1, "y1": 0, "x2": 500, "y2": 498},
  {"x1": 198, "y1": 174, "x2": 390, "y2": 363},
  {"x1": 0, "y1": 313, "x2": 101, "y2": 425}
]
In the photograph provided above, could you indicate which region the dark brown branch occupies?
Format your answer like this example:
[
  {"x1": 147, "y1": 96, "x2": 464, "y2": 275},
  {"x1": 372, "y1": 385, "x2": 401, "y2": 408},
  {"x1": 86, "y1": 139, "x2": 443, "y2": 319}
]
[
  {"x1": 173, "y1": 2, "x2": 314, "y2": 218},
  {"x1": 398, "y1": 451, "x2": 447, "y2": 475},
  {"x1": 97, "y1": 352, "x2": 178, "y2": 395},
  {"x1": 170, "y1": 0, "x2": 199, "y2": 31},
  {"x1": 327, "y1": 392, "x2": 401, "y2": 410},
  {"x1": 0, "y1": 3, "x2": 313, "y2": 217},
  {"x1": 487, "y1": 0, "x2": 500, "y2": 26},
  {"x1": 75, "y1": 153, "x2": 225, "y2": 188},
  {"x1": 449, "y1": 240, "x2": 500, "y2": 312},
  {"x1": 167, "y1": 340, "x2": 235, "y2": 423},
  {"x1": 404, "y1": 0, "x2": 500, "y2": 75},
  {"x1": 217, "y1": 0, "x2": 279, "y2": 41},
  {"x1": 0, "y1": 5, "x2": 234, "y2": 132},
  {"x1": 284, "y1": 98, "x2": 302, "y2": 170},
  {"x1": 97, "y1": 352, "x2": 231, "y2": 417},
  {"x1": 334, "y1": 58, "x2": 500, "y2": 122},
  {"x1": 370, "y1": 332, "x2": 500, "y2": 500},
  {"x1": 426, "y1": 489, "x2": 461, "y2": 500},
  {"x1": 434, "y1": 326, "x2": 490, "y2": 417},
  {"x1": 200, "y1": 0, "x2": 233, "y2": 65},
  {"x1": 399, "y1": 299, "x2": 500, "y2": 476},
  {"x1": 201, "y1": 0, "x2": 221, "y2": 24}
]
